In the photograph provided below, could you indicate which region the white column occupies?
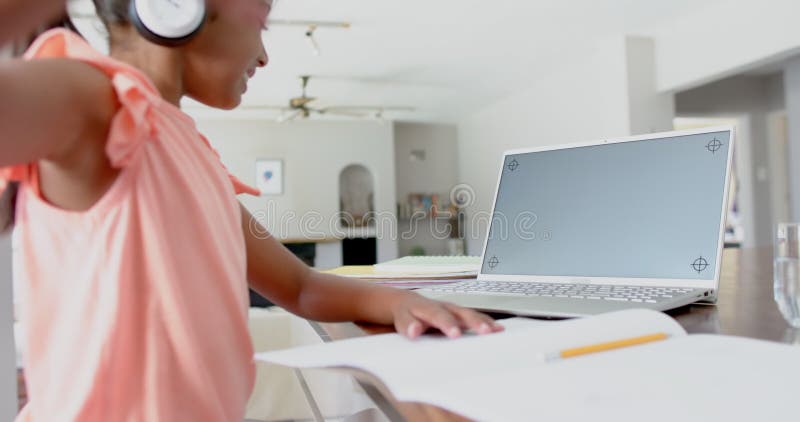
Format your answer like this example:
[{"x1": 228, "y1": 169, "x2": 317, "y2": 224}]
[
  {"x1": 0, "y1": 234, "x2": 17, "y2": 419},
  {"x1": 784, "y1": 59, "x2": 800, "y2": 221},
  {"x1": 0, "y1": 43, "x2": 19, "y2": 420},
  {"x1": 625, "y1": 36, "x2": 676, "y2": 135}
]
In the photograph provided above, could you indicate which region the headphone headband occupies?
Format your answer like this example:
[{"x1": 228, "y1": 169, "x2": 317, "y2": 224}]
[{"x1": 129, "y1": 0, "x2": 206, "y2": 47}]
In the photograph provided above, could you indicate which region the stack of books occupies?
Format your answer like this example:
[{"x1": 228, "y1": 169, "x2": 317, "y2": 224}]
[{"x1": 323, "y1": 256, "x2": 480, "y2": 289}]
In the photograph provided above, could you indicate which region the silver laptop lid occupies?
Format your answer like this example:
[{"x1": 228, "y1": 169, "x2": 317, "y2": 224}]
[{"x1": 478, "y1": 127, "x2": 735, "y2": 290}]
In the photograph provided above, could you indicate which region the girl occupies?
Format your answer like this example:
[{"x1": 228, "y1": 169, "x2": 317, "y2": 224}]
[{"x1": 0, "y1": 0, "x2": 503, "y2": 420}]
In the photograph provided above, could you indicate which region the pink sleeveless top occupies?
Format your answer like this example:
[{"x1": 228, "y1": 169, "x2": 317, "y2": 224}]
[{"x1": 2, "y1": 29, "x2": 259, "y2": 421}]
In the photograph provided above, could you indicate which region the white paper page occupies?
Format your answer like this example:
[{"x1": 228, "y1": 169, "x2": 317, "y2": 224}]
[
  {"x1": 345, "y1": 272, "x2": 477, "y2": 279},
  {"x1": 413, "y1": 335, "x2": 800, "y2": 422},
  {"x1": 256, "y1": 309, "x2": 685, "y2": 405}
]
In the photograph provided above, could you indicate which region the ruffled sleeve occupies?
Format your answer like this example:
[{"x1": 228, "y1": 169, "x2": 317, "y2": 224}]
[
  {"x1": 22, "y1": 29, "x2": 258, "y2": 196},
  {"x1": 0, "y1": 166, "x2": 26, "y2": 192},
  {"x1": 228, "y1": 175, "x2": 261, "y2": 196},
  {"x1": 104, "y1": 73, "x2": 157, "y2": 168},
  {"x1": 1, "y1": 169, "x2": 14, "y2": 191},
  {"x1": 24, "y1": 29, "x2": 160, "y2": 170},
  {"x1": 198, "y1": 135, "x2": 261, "y2": 196}
]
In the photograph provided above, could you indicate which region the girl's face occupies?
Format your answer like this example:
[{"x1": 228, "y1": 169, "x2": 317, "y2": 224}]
[{"x1": 182, "y1": 0, "x2": 271, "y2": 109}]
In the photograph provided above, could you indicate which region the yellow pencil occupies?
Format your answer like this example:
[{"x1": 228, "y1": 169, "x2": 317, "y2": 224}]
[{"x1": 546, "y1": 333, "x2": 670, "y2": 362}]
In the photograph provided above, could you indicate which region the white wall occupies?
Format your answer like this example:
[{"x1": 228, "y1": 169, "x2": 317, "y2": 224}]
[
  {"x1": 195, "y1": 119, "x2": 399, "y2": 264},
  {"x1": 457, "y1": 37, "x2": 660, "y2": 254},
  {"x1": 394, "y1": 122, "x2": 459, "y2": 256},
  {"x1": 784, "y1": 59, "x2": 800, "y2": 222},
  {"x1": 653, "y1": 0, "x2": 800, "y2": 92},
  {"x1": 766, "y1": 111, "x2": 791, "y2": 225},
  {"x1": 675, "y1": 75, "x2": 785, "y2": 247},
  {"x1": 394, "y1": 123, "x2": 459, "y2": 200},
  {"x1": 0, "y1": 234, "x2": 16, "y2": 420},
  {"x1": 650, "y1": 0, "x2": 800, "y2": 240}
]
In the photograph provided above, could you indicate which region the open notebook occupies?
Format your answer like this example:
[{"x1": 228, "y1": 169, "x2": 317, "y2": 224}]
[
  {"x1": 257, "y1": 309, "x2": 800, "y2": 422},
  {"x1": 373, "y1": 255, "x2": 481, "y2": 274}
]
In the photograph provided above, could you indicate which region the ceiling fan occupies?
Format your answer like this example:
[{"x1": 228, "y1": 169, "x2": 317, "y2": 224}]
[
  {"x1": 268, "y1": 19, "x2": 352, "y2": 56},
  {"x1": 244, "y1": 76, "x2": 415, "y2": 122}
]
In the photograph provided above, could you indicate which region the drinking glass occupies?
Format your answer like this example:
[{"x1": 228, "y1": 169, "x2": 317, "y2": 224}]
[{"x1": 774, "y1": 223, "x2": 800, "y2": 328}]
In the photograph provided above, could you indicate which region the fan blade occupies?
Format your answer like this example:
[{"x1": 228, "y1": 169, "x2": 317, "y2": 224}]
[
  {"x1": 323, "y1": 106, "x2": 415, "y2": 112},
  {"x1": 239, "y1": 105, "x2": 293, "y2": 111},
  {"x1": 277, "y1": 110, "x2": 303, "y2": 123},
  {"x1": 317, "y1": 109, "x2": 370, "y2": 118}
]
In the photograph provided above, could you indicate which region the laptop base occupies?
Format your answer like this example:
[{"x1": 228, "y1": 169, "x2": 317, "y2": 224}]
[{"x1": 417, "y1": 288, "x2": 710, "y2": 318}]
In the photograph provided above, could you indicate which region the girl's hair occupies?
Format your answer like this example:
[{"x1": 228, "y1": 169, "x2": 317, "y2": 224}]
[
  {"x1": 92, "y1": 0, "x2": 133, "y2": 26},
  {"x1": 1, "y1": 1, "x2": 133, "y2": 234}
]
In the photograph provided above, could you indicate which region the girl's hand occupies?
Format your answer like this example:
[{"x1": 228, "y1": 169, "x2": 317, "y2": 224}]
[{"x1": 391, "y1": 294, "x2": 505, "y2": 339}]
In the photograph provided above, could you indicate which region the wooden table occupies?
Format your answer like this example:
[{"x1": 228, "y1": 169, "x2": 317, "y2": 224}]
[{"x1": 311, "y1": 248, "x2": 799, "y2": 422}]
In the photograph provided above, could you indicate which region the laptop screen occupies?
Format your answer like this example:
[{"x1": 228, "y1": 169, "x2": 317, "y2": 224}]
[{"x1": 481, "y1": 130, "x2": 732, "y2": 280}]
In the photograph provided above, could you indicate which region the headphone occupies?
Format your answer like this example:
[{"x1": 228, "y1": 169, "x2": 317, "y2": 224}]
[{"x1": 129, "y1": 0, "x2": 207, "y2": 47}]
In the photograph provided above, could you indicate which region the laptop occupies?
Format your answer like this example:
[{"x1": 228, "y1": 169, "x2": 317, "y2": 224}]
[{"x1": 419, "y1": 126, "x2": 735, "y2": 318}]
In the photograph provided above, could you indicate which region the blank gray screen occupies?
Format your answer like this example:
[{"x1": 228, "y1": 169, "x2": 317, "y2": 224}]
[{"x1": 481, "y1": 131, "x2": 731, "y2": 280}]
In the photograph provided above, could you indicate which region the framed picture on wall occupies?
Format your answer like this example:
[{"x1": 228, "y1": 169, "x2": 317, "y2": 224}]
[{"x1": 255, "y1": 159, "x2": 284, "y2": 196}]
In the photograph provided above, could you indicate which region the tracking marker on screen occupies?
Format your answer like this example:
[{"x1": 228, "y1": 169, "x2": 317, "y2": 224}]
[
  {"x1": 706, "y1": 138, "x2": 723, "y2": 155},
  {"x1": 691, "y1": 256, "x2": 709, "y2": 273},
  {"x1": 507, "y1": 159, "x2": 519, "y2": 172}
]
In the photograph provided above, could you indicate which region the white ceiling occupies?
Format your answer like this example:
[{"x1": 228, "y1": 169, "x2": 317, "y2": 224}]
[{"x1": 71, "y1": 0, "x2": 721, "y2": 123}]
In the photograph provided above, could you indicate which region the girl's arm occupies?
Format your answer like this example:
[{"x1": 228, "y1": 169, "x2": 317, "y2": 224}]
[
  {"x1": 0, "y1": 0, "x2": 65, "y2": 45},
  {"x1": 0, "y1": 58, "x2": 116, "y2": 167},
  {"x1": 241, "y1": 205, "x2": 503, "y2": 339}
]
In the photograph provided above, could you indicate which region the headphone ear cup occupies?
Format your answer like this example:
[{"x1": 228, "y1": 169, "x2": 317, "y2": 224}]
[{"x1": 128, "y1": 0, "x2": 207, "y2": 47}]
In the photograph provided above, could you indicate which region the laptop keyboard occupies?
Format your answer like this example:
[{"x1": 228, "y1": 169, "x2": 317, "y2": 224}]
[{"x1": 424, "y1": 280, "x2": 698, "y2": 304}]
